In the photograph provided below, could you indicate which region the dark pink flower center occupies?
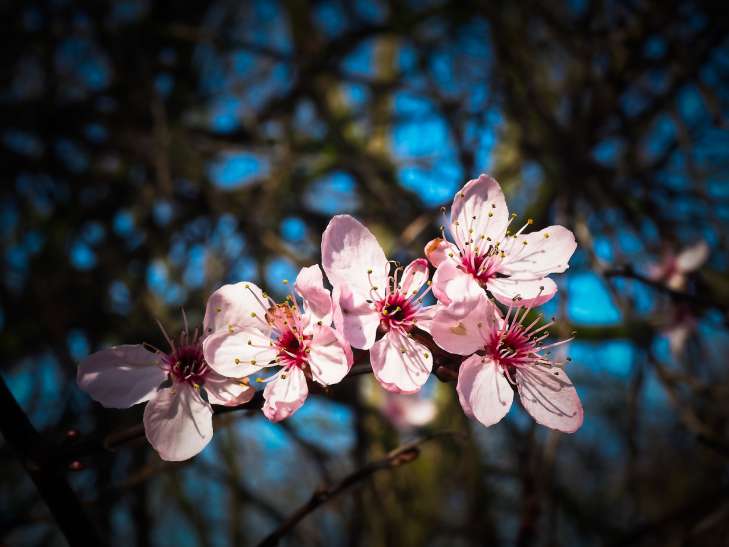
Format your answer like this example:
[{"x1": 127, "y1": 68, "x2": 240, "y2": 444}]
[
  {"x1": 487, "y1": 327, "x2": 535, "y2": 370},
  {"x1": 276, "y1": 328, "x2": 310, "y2": 369},
  {"x1": 461, "y1": 249, "x2": 501, "y2": 285},
  {"x1": 376, "y1": 290, "x2": 418, "y2": 332},
  {"x1": 165, "y1": 343, "x2": 209, "y2": 385}
]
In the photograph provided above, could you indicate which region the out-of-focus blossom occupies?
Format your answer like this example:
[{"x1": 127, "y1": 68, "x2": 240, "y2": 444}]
[
  {"x1": 431, "y1": 294, "x2": 583, "y2": 433},
  {"x1": 77, "y1": 319, "x2": 254, "y2": 461},
  {"x1": 380, "y1": 390, "x2": 437, "y2": 431},
  {"x1": 647, "y1": 241, "x2": 709, "y2": 291},
  {"x1": 647, "y1": 241, "x2": 709, "y2": 356},
  {"x1": 664, "y1": 304, "x2": 698, "y2": 357},
  {"x1": 203, "y1": 265, "x2": 352, "y2": 422},
  {"x1": 321, "y1": 215, "x2": 435, "y2": 393},
  {"x1": 425, "y1": 174, "x2": 577, "y2": 315}
]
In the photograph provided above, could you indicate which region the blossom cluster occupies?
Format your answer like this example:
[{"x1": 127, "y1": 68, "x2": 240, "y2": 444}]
[{"x1": 78, "y1": 175, "x2": 583, "y2": 461}]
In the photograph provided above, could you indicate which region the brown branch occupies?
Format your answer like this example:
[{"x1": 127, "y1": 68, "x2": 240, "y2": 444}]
[
  {"x1": 0, "y1": 375, "x2": 107, "y2": 546},
  {"x1": 256, "y1": 432, "x2": 462, "y2": 547}
]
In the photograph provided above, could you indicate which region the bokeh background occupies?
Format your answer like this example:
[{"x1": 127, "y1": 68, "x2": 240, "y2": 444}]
[{"x1": 2, "y1": 1, "x2": 729, "y2": 546}]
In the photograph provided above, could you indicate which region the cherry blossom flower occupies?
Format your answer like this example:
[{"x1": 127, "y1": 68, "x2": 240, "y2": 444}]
[
  {"x1": 646, "y1": 241, "x2": 709, "y2": 356},
  {"x1": 647, "y1": 240, "x2": 709, "y2": 291},
  {"x1": 380, "y1": 390, "x2": 437, "y2": 432},
  {"x1": 202, "y1": 265, "x2": 352, "y2": 422},
  {"x1": 431, "y1": 294, "x2": 583, "y2": 433},
  {"x1": 77, "y1": 318, "x2": 255, "y2": 461},
  {"x1": 425, "y1": 174, "x2": 577, "y2": 316},
  {"x1": 321, "y1": 215, "x2": 436, "y2": 393},
  {"x1": 664, "y1": 303, "x2": 698, "y2": 357}
]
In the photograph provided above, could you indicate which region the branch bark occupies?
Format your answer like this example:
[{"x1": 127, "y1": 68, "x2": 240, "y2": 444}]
[
  {"x1": 0, "y1": 375, "x2": 106, "y2": 547},
  {"x1": 256, "y1": 432, "x2": 461, "y2": 547}
]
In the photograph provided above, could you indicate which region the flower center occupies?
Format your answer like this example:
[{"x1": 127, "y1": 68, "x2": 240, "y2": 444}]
[
  {"x1": 166, "y1": 343, "x2": 208, "y2": 385},
  {"x1": 377, "y1": 291, "x2": 415, "y2": 332},
  {"x1": 276, "y1": 328, "x2": 310, "y2": 369},
  {"x1": 490, "y1": 328, "x2": 534, "y2": 369},
  {"x1": 462, "y1": 250, "x2": 502, "y2": 285}
]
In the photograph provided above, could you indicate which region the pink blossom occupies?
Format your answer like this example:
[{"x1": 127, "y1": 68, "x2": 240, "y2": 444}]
[
  {"x1": 647, "y1": 241, "x2": 709, "y2": 291},
  {"x1": 664, "y1": 305, "x2": 697, "y2": 357},
  {"x1": 202, "y1": 265, "x2": 352, "y2": 422},
  {"x1": 77, "y1": 320, "x2": 255, "y2": 461},
  {"x1": 425, "y1": 174, "x2": 577, "y2": 315},
  {"x1": 379, "y1": 390, "x2": 437, "y2": 431},
  {"x1": 321, "y1": 215, "x2": 435, "y2": 393},
  {"x1": 431, "y1": 294, "x2": 583, "y2": 433}
]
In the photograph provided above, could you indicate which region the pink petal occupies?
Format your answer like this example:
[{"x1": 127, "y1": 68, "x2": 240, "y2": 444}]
[
  {"x1": 203, "y1": 370, "x2": 256, "y2": 406},
  {"x1": 456, "y1": 355, "x2": 513, "y2": 427},
  {"x1": 516, "y1": 365, "x2": 583, "y2": 433},
  {"x1": 295, "y1": 264, "x2": 332, "y2": 326},
  {"x1": 450, "y1": 174, "x2": 509, "y2": 249},
  {"x1": 370, "y1": 331, "x2": 432, "y2": 394},
  {"x1": 431, "y1": 295, "x2": 496, "y2": 356},
  {"x1": 333, "y1": 284, "x2": 380, "y2": 350},
  {"x1": 307, "y1": 325, "x2": 351, "y2": 385},
  {"x1": 143, "y1": 384, "x2": 213, "y2": 461},
  {"x1": 666, "y1": 323, "x2": 692, "y2": 356},
  {"x1": 499, "y1": 225, "x2": 577, "y2": 278},
  {"x1": 382, "y1": 392, "x2": 437, "y2": 430},
  {"x1": 203, "y1": 282, "x2": 271, "y2": 336},
  {"x1": 424, "y1": 238, "x2": 459, "y2": 268},
  {"x1": 321, "y1": 214, "x2": 389, "y2": 297},
  {"x1": 262, "y1": 366, "x2": 308, "y2": 422},
  {"x1": 202, "y1": 328, "x2": 277, "y2": 378},
  {"x1": 77, "y1": 345, "x2": 166, "y2": 409},
  {"x1": 487, "y1": 276, "x2": 558, "y2": 307},
  {"x1": 398, "y1": 258, "x2": 429, "y2": 296},
  {"x1": 676, "y1": 241, "x2": 709, "y2": 273},
  {"x1": 432, "y1": 260, "x2": 484, "y2": 316},
  {"x1": 413, "y1": 304, "x2": 437, "y2": 334}
]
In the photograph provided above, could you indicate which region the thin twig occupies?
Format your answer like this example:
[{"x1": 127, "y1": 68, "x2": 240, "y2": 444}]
[{"x1": 257, "y1": 431, "x2": 462, "y2": 547}]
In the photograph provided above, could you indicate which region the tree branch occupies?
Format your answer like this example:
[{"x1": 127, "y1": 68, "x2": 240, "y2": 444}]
[
  {"x1": 257, "y1": 432, "x2": 462, "y2": 547},
  {"x1": 0, "y1": 374, "x2": 106, "y2": 546}
]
